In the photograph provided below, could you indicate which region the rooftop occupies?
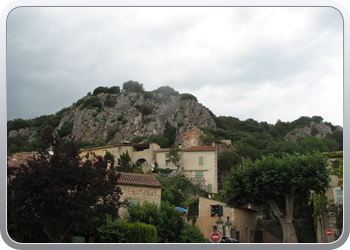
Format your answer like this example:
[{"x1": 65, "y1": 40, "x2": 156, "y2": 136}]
[{"x1": 117, "y1": 172, "x2": 162, "y2": 188}]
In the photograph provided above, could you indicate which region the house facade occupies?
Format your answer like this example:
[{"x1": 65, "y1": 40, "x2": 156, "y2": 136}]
[
  {"x1": 155, "y1": 145, "x2": 219, "y2": 194},
  {"x1": 196, "y1": 197, "x2": 258, "y2": 242},
  {"x1": 315, "y1": 152, "x2": 343, "y2": 243},
  {"x1": 79, "y1": 142, "x2": 161, "y2": 173},
  {"x1": 116, "y1": 172, "x2": 162, "y2": 218}
]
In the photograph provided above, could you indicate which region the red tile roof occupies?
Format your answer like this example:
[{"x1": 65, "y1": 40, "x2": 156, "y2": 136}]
[
  {"x1": 7, "y1": 152, "x2": 35, "y2": 168},
  {"x1": 117, "y1": 173, "x2": 162, "y2": 188},
  {"x1": 156, "y1": 146, "x2": 218, "y2": 153}
]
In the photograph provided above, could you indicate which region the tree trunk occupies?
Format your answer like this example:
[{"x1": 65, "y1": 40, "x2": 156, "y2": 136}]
[
  {"x1": 268, "y1": 193, "x2": 298, "y2": 243},
  {"x1": 279, "y1": 219, "x2": 298, "y2": 243}
]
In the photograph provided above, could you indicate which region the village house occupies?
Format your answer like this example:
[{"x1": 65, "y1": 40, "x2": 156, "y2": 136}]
[
  {"x1": 315, "y1": 151, "x2": 343, "y2": 243},
  {"x1": 196, "y1": 197, "x2": 258, "y2": 242},
  {"x1": 155, "y1": 145, "x2": 219, "y2": 194},
  {"x1": 79, "y1": 142, "x2": 161, "y2": 173},
  {"x1": 115, "y1": 172, "x2": 162, "y2": 218}
]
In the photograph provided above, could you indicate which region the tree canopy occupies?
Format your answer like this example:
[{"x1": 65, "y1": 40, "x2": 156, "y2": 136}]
[
  {"x1": 223, "y1": 151, "x2": 330, "y2": 243},
  {"x1": 7, "y1": 131, "x2": 127, "y2": 243}
]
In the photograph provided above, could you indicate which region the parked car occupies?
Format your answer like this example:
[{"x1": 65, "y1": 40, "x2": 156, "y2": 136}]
[{"x1": 220, "y1": 236, "x2": 239, "y2": 243}]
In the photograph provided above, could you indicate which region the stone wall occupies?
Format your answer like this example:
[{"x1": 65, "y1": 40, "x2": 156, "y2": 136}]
[{"x1": 118, "y1": 185, "x2": 161, "y2": 217}]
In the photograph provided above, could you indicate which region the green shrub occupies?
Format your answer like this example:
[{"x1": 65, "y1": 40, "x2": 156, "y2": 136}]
[
  {"x1": 80, "y1": 96, "x2": 102, "y2": 110},
  {"x1": 106, "y1": 130, "x2": 117, "y2": 143},
  {"x1": 180, "y1": 93, "x2": 197, "y2": 101},
  {"x1": 122, "y1": 119, "x2": 128, "y2": 125},
  {"x1": 57, "y1": 122, "x2": 74, "y2": 138},
  {"x1": 104, "y1": 94, "x2": 117, "y2": 107},
  {"x1": 176, "y1": 224, "x2": 206, "y2": 243},
  {"x1": 124, "y1": 222, "x2": 157, "y2": 243},
  {"x1": 135, "y1": 103, "x2": 154, "y2": 116},
  {"x1": 93, "y1": 86, "x2": 109, "y2": 96},
  {"x1": 96, "y1": 215, "x2": 126, "y2": 243}
]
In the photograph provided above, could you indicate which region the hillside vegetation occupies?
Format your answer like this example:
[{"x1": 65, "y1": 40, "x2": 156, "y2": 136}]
[{"x1": 7, "y1": 81, "x2": 343, "y2": 160}]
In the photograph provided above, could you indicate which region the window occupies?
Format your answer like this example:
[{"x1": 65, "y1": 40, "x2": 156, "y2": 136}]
[
  {"x1": 332, "y1": 160, "x2": 340, "y2": 169},
  {"x1": 334, "y1": 188, "x2": 343, "y2": 204},
  {"x1": 126, "y1": 199, "x2": 139, "y2": 215},
  {"x1": 166, "y1": 160, "x2": 171, "y2": 166},
  {"x1": 211, "y1": 205, "x2": 223, "y2": 217},
  {"x1": 208, "y1": 184, "x2": 212, "y2": 193},
  {"x1": 199, "y1": 157, "x2": 203, "y2": 165},
  {"x1": 195, "y1": 171, "x2": 203, "y2": 179}
]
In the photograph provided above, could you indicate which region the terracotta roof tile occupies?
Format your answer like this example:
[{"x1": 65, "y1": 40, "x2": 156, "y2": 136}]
[{"x1": 117, "y1": 173, "x2": 162, "y2": 188}]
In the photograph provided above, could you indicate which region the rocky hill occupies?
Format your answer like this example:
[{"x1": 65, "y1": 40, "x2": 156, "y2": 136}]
[
  {"x1": 8, "y1": 88, "x2": 216, "y2": 145},
  {"x1": 7, "y1": 84, "x2": 343, "y2": 156}
]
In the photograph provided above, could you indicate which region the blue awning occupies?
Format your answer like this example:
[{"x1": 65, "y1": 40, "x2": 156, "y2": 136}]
[{"x1": 175, "y1": 207, "x2": 187, "y2": 213}]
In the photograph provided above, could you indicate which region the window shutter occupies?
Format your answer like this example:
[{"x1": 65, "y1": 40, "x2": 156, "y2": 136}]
[
  {"x1": 335, "y1": 189, "x2": 343, "y2": 204},
  {"x1": 195, "y1": 171, "x2": 203, "y2": 178},
  {"x1": 199, "y1": 157, "x2": 203, "y2": 165}
]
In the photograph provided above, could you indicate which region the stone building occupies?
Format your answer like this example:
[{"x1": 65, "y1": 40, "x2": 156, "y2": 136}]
[
  {"x1": 116, "y1": 172, "x2": 162, "y2": 218},
  {"x1": 79, "y1": 142, "x2": 161, "y2": 173}
]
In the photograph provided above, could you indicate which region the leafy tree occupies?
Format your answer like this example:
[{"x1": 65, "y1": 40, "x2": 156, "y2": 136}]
[
  {"x1": 166, "y1": 145, "x2": 183, "y2": 173},
  {"x1": 311, "y1": 115, "x2": 324, "y2": 124},
  {"x1": 156, "y1": 174, "x2": 203, "y2": 207},
  {"x1": 175, "y1": 224, "x2": 206, "y2": 243},
  {"x1": 223, "y1": 152, "x2": 330, "y2": 243},
  {"x1": 115, "y1": 151, "x2": 143, "y2": 173},
  {"x1": 297, "y1": 136, "x2": 329, "y2": 153},
  {"x1": 180, "y1": 93, "x2": 197, "y2": 101},
  {"x1": 104, "y1": 151, "x2": 116, "y2": 170},
  {"x1": 164, "y1": 121, "x2": 177, "y2": 146},
  {"x1": 126, "y1": 201, "x2": 185, "y2": 243},
  {"x1": 146, "y1": 134, "x2": 170, "y2": 148},
  {"x1": 262, "y1": 141, "x2": 304, "y2": 158},
  {"x1": 107, "y1": 86, "x2": 120, "y2": 94},
  {"x1": 93, "y1": 86, "x2": 109, "y2": 96},
  {"x1": 154, "y1": 86, "x2": 179, "y2": 97},
  {"x1": 122, "y1": 80, "x2": 144, "y2": 93},
  {"x1": 57, "y1": 121, "x2": 74, "y2": 138},
  {"x1": 218, "y1": 151, "x2": 242, "y2": 172},
  {"x1": 7, "y1": 131, "x2": 127, "y2": 243},
  {"x1": 326, "y1": 130, "x2": 343, "y2": 150}
]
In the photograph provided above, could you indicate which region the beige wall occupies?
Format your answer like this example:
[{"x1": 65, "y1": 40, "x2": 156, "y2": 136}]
[
  {"x1": 196, "y1": 197, "x2": 257, "y2": 242},
  {"x1": 80, "y1": 143, "x2": 160, "y2": 173},
  {"x1": 155, "y1": 149, "x2": 218, "y2": 193},
  {"x1": 118, "y1": 184, "x2": 162, "y2": 218},
  {"x1": 182, "y1": 150, "x2": 218, "y2": 194}
]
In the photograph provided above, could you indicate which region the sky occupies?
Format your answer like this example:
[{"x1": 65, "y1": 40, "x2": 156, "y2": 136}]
[{"x1": 6, "y1": 6, "x2": 344, "y2": 127}]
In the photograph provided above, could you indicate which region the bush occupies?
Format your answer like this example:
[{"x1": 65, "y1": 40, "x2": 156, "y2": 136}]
[
  {"x1": 124, "y1": 222, "x2": 157, "y2": 243},
  {"x1": 57, "y1": 122, "x2": 74, "y2": 138},
  {"x1": 107, "y1": 86, "x2": 120, "y2": 94},
  {"x1": 105, "y1": 130, "x2": 117, "y2": 143},
  {"x1": 135, "y1": 103, "x2": 154, "y2": 116},
  {"x1": 80, "y1": 96, "x2": 102, "y2": 110},
  {"x1": 122, "y1": 119, "x2": 128, "y2": 125},
  {"x1": 96, "y1": 215, "x2": 126, "y2": 243},
  {"x1": 176, "y1": 224, "x2": 206, "y2": 243},
  {"x1": 96, "y1": 215, "x2": 157, "y2": 243},
  {"x1": 93, "y1": 86, "x2": 109, "y2": 96},
  {"x1": 104, "y1": 94, "x2": 117, "y2": 107},
  {"x1": 180, "y1": 93, "x2": 197, "y2": 101}
]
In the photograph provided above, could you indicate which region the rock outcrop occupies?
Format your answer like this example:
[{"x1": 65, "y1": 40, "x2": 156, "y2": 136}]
[
  {"x1": 11, "y1": 92, "x2": 217, "y2": 144},
  {"x1": 284, "y1": 122, "x2": 334, "y2": 142}
]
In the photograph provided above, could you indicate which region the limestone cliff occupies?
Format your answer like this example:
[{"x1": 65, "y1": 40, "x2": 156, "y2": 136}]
[{"x1": 53, "y1": 92, "x2": 216, "y2": 144}]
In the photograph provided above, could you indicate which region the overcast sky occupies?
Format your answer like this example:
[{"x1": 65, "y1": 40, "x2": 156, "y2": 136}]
[{"x1": 6, "y1": 6, "x2": 343, "y2": 126}]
